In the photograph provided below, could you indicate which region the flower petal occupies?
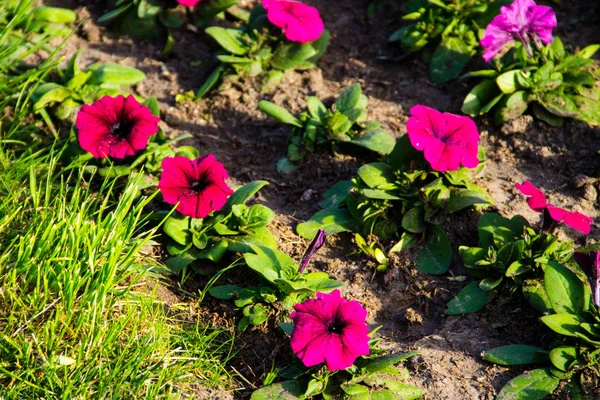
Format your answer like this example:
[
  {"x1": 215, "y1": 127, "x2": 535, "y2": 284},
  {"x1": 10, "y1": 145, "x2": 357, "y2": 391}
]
[
  {"x1": 264, "y1": 0, "x2": 324, "y2": 43},
  {"x1": 515, "y1": 181, "x2": 547, "y2": 212}
]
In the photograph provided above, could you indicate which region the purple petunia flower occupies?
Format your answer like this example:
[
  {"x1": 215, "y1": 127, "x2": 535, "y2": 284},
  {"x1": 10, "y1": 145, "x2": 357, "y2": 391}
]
[
  {"x1": 573, "y1": 251, "x2": 600, "y2": 308},
  {"x1": 290, "y1": 290, "x2": 370, "y2": 371},
  {"x1": 481, "y1": 0, "x2": 557, "y2": 62}
]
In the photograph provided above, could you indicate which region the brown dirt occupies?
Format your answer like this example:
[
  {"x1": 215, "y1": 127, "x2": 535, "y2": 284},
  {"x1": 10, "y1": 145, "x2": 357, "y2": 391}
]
[{"x1": 45, "y1": 0, "x2": 600, "y2": 398}]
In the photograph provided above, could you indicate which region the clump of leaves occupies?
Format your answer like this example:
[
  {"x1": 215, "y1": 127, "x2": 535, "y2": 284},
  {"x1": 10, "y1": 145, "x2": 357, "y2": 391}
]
[
  {"x1": 482, "y1": 260, "x2": 600, "y2": 399},
  {"x1": 462, "y1": 38, "x2": 600, "y2": 126},
  {"x1": 252, "y1": 343, "x2": 424, "y2": 400},
  {"x1": 163, "y1": 180, "x2": 277, "y2": 271},
  {"x1": 297, "y1": 135, "x2": 493, "y2": 275},
  {"x1": 197, "y1": 4, "x2": 329, "y2": 97},
  {"x1": 388, "y1": 0, "x2": 507, "y2": 83},
  {"x1": 31, "y1": 51, "x2": 145, "y2": 131},
  {"x1": 209, "y1": 244, "x2": 342, "y2": 331},
  {"x1": 98, "y1": 0, "x2": 238, "y2": 55},
  {"x1": 445, "y1": 212, "x2": 572, "y2": 315},
  {"x1": 354, "y1": 233, "x2": 390, "y2": 273},
  {"x1": 259, "y1": 83, "x2": 395, "y2": 174}
]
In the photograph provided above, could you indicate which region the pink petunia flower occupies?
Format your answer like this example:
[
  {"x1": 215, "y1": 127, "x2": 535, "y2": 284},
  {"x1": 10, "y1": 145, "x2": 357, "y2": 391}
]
[
  {"x1": 481, "y1": 0, "x2": 556, "y2": 62},
  {"x1": 573, "y1": 251, "x2": 600, "y2": 308},
  {"x1": 158, "y1": 155, "x2": 234, "y2": 219},
  {"x1": 76, "y1": 95, "x2": 160, "y2": 159},
  {"x1": 290, "y1": 289, "x2": 370, "y2": 371},
  {"x1": 177, "y1": 0, "x2": 201, "y2": 6},
  {"x1": 406, "y1": 105, "x2": 480, "y2": 172},
  {"x1": 515, "y1": 181, "x2": 593, "y2": 234},
  {"x1": 262, "y1": 0, "x2": 324, "y2": 43}
]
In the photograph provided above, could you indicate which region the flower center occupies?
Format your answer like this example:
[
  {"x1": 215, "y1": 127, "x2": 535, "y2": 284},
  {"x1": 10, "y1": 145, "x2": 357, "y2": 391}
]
[
  {"x1": 327, "y1": 319, "x2": 346, "y2": 334},
  {"x1": 190, "y1": 179, "x2": 208, "y2": 192},
  {"x1": 110, "y1": 120, "x2": 136, "y2": 138}
]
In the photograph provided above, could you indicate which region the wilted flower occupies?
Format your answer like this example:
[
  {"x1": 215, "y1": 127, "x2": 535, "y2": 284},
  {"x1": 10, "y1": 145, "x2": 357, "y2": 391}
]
[
  {"x1": 177, "y1": 0, "x2": 202, "y2": 6},
  {"x1": 298, "y1": 229, "x2": 327, "y2": 273},
  {"x1": 515, "y1": 181, "x2": 593, "y2": 234},
  {"x1": 406, "y1": 105, "x2": 480, "y2": 172},
  {"x1": 290, "y1": 289, "x2": 370, "y2": 371},
  {"x1": 573, "y1": 251, "x2": 600, "y2": 308},
  {"x1": 158, "y1": 155, "x2": 234, "y2": 219},
  {"x1": 481, "y1": 0, "x2": 556, "y2": 61},
  {"x1": 76, "y1": 95, "x2": 160, "y2": 159},
  {"x1": 262, "y1": 0, "x2": 324, "y2": 43}
]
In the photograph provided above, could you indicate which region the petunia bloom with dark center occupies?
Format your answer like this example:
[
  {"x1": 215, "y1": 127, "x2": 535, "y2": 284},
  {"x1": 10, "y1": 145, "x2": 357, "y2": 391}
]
[
  {"x1": 573, "y1": 251, "x2": 600, "y2": 309},
  {"x1": 290, "y1": 289, "x2": 370, "y2": 371},
  {"x1": 515, "y1": 181, "x2": 593, "y2": 234},
  {"x1": 158, "y1": 155, "x2": 234, "y2": 219},
  {"x1": 76, "y1": 95, "x2": 160, "y2": 159}
]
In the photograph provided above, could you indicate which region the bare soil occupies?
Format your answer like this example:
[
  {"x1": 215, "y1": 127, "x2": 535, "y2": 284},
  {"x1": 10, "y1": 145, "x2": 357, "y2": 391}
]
[{"x1": 45, "y1": 0, "x2": 600, "y2": 398}]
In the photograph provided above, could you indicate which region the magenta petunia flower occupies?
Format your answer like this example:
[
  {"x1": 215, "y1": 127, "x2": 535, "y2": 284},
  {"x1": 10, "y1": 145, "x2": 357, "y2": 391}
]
[
  {"x1": 290, "y1": 289, "x2": 370, "y2": 371},
  {"x1": 515, "y1": 181, "x2": 593, "y2": 234},
  {"x1": 262, "y1": 0, "x2": 324, "y2": 43},
  {"x1": 573, "y1": 251, "x2": 600, "y2": 308},
  {"x1": 76, "y1": 95, "x2": 160, "y2": 159},
  {"x1": 177, "y1": 0, "x2": 202, "y2": 6},
  {"x1": 406, "y1": 105, "x2": 480, "y2": 172},
  {"x1": 158, "y1": 155, "x2": 234, "y2": 219},
  {"x1": 481, "y1": 0, "x2": 557, "y2": 62}
]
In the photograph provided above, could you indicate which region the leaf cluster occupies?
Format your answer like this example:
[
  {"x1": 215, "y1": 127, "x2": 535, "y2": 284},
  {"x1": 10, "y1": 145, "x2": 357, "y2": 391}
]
[
  {"x1": 389, "y1": 0, "x2": 507, "y2": 83},
  {"x1": 209, "y1": 244, "x2": 343, "y2": 331},
  {"x1": 298, "y1": 135, "x2": 493, "y2": 275},
  {"x1": 447, "y1": 212, "x2": 573, "y2": 315},
  {"x1": 463, "y1": 38, "x2": 600, "y2": 126},
  {"x1": 259, "y1": 83, "x2": 395, "y2": 174},
  {"x1": 483, "y1": 261, "x2": 600, "y2": 399},
  {"x1": 251, "y1": 351, "x2": 424, "y2": 400},
  {"x1": 163, "y1": 180, "x2": 277, "y2": 270},
  {"x1": 198, "y1": 4, "x2": 330, "y2": 97}
]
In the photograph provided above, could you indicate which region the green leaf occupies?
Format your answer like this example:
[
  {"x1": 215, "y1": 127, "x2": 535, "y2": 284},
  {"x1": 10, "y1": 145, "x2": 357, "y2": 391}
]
[
  {"x1": 390, "y1": 232, "x2": 418, "y2": 254},
  {"x1": 496, "y1": 70, "x2": 530, "y2": 94},
  {"x1": 577, "y1": 44, "x2": 600, "y2": 59},
  {"x1": 165, "y1": 251, "x2": 196, "y2": 272},
  {"x1": 319, "y1": 181, "x2": 352, "y2": 209},
  {"x1": 541, "y1": 313, "x2": 586, "y2": 338},
  {"x1": 477, "y1": 213, "x2": 527, "y2": 249},
  {"x1": 415, "y1": 226, "x2": 452, "y2": 275},
  {"x1": 98, "y1": 4, "x2": 132, "y2": 23},
  {"x1": 522, "y1": 279, "x2": 554, "y2": 313},
  {"x1": 205, "y1": 27, "x2": 249, "y2": 55},
  {"x1": 381, "y1": 381, "x2": 424, "y2": 400},
  {"x1": 197, "y1": 240, "x2": 229, "y2": 263},
  {"x1": 447, "y1": 188, "x2": 492, "y2": 214},
  {"x1": 544, "y1": 261, "x2": 586, "y2": 315},
  {"x1": 208, "y1": 285, "x2": 244, "y2": 300},
  {"x1": 306, "y1": 96, "x2": 327, "y2": 120},
  {"x1": 351, "y1": 129, "x2": 395, "y2": 155},
  {"x1": 86, "y1": 63, "x2": 145, "y2": 86},
  {"x1": 462, "y1": 79, "x2": 502, "y2": 116},
  {"x1": 445, "y1": 282, "x2": 489, "y2": 315},
  {"x1": 359, "y1": 352, "x2": 419, "y2": 374},
  {"x1": 388, "y1": 134, "x2": 422, "y2": 170},
  {"x1": 429, "y1": 37, "x2": 471, "y2": 84},
  {"x1": 32, "y1": 83, "x2": 72, "y2": 111},
  {"x1": 296, "y1": 209, "x2": 355, "y2": 239},
  {"x1": 142, "y1": 96, "x2": 160, "y2": 116},
  {"x1": 549, "y1": 346, "x2": 578, "y2": 372},
  {"x1": 221, "y1": 181, "x2": 269, "y2": 216},
  {"x1": 163, "y1": 215, "x2": 190, "y2": 245},
  {"x1": 335, "y1": 83, "x2": 362, "y2": 113},
  {"x1": 482, "y1": 345, "x2": 548, "y2": 366},
  {"x1": 402, "y1": 207, "x2": 425, "y2": 233},
  {"x1": 250, "y1": 380, "x2": 307, "y2": 399},
  {"x1": 271, "y1": 42, "x2": 316, "y2": 70},
  {"x1": 496, "y1": 369, "x2": 560, "y2": 400},
  {"x1": 479, "y1": 276, "x2": 503, "y2": 291},
  {"x1": 495, "y1": 91, "x2": 528, "y2": 125},
  {"x1": 259, "y1": 101, "x2": 303, "y2": 127},
  {"x1": 195, "y1": 0, "x2": 239, "y2": 26},
  {"x1": 341, "y1": 384, "x2": 369, "y2": 397},
  {"x1": 137, "y1": 0, "x2": 161, "y2": 18},
  {"x1": 33, "y1": 6, "x2": 76, "y2": 23},
  {"x1": 306, "y1": 30, "x2": 330, "y2": 63},
  {"x1": 196, "y1": 66, "x2": 223, "y2": 98},
  {"x1": 357, "y1": 162, "x2": 396, "y2": 189},
  {"x1": 245, "y1": 204, "x2": 275, "y2": 228}
]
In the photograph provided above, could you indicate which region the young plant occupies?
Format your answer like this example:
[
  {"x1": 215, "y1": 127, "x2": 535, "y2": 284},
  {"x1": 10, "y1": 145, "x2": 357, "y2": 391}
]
[
  {"x1": 161, "y1": 178, "x2": 277, "y2": 270},
  {"x1": 298, "y1": 105, "x2": 492, "y2": 274},
  {"x1": 259, "y1": 83, "x2": 395, "y2": 173},
  {"x1": 197, "y1": 0, "x2": 329, "y2": 97},
  {"x1": 447, "y1": 181, "x2": 592, "y2": 315},
  {"x1": 388, "y1": 0, "x2": 507, "y2": 83},
  {"x1": 31, "y1": 51, "x2": 145, "y2": 130},
  {"x1": 482, "y1": 257, "x2": 600, "y2": 399},
  {"x1": 354, "y1": 233, "x2": 390, "y2": 273},
  {"x1": 209, "y1": 231, "x2": 343, "y2": 331},
  {"x1": 251, "y1": 290, "x2": 424, "y2": 399},
  {"x1": 98, "y1": 0, "x2": 238, "y2": 54},
  {"x1": 462, "y1": 0, "x2": 600, "y2": 126}
]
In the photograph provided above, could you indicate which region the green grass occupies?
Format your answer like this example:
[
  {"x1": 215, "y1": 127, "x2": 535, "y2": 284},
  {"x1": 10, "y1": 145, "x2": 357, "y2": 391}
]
[{"x1": 0, "y1": 3, "x2": 239, "y2": 398}]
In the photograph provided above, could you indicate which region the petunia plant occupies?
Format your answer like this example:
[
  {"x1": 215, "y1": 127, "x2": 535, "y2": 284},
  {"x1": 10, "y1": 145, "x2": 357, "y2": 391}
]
[
  {"x1": 259, "y1": 83, "x2": 395, "y2": 174},
  {"x1": 31, "y1": 51, "x2": 146, "y2": 132},
  {"x1": 251, "y1": 290, "x2": 424, "y2": 399},
  {"x1": 446, "y1": 181, "x2": 593, "y2": 315},
  {"x1": 298, "y1": 105, "x2": 493, "y2": 274},
  {"x1": 209, "y1": 231, "x2": 344, "y2": 331},
  {"x1": 197, "y1": 0, "x2": 329, "y2": 97},
  {"x1": 160, "y1": 170, "x2": 278, "y2": 270},
  {"x1": 387, "y1": 0, "x2": 508, "y2": 83},
  {"x1": 98, "y1": 0, "x2": 239, "y2": 54},
  {"x1": 462, "y1": 0, "x2": 600, "y2": 126},
  {"x1": 481, "y1": 257, "x2": 600, "y2": 399}
]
